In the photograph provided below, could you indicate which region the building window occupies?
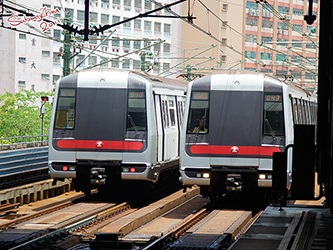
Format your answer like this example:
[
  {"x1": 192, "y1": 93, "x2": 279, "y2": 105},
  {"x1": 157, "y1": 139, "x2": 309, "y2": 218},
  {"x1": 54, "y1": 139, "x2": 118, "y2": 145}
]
[
  {"x1": 245, "y1": 34, "x2": 257, "y2": 42},
  {"x1": 222, "y1": 4, "x2": 228, "y2": 11},
  {"x1": 246, "y1": 18, "x2": 258, "y2": 26},
  {"x1": 122, "y1": 59, "x2": 130, "y2": 69},
  {"x1": 163, "y1": 62, "x2": 170, "y2": 70},
  {"x1": 293, "y1": 8, "x2": 304, "y2": 16},
  {"x1": 113, "y1": 0, "x2": 121, "y2": 5},
  {"x1": 278, "y1": 6, "x2": 289, "y2": 14},
  {"x1": 101, "y1": 14, "x2": 109, "y2": 25},
  {"x1": 88, "y1": 56, "x2": 97, "y2": 66},
  {"x1": 42, "y1": 51, "x2": 51, "y2": 57},
  {"x1": 64, "y1": 8, "x2": 74, "y2": 18},
  {"x1": 53, "y1": 75, "x2": 60, "y2": 85},
  {"x1": 134, "y1": 19, "x2": 141, "y2": 29},
  {"x1": 262, "y1": 36, "x2": 273, "y2": 43},
  {"x1": 262, "y1": 20, "x2": 273, "y2": 28},
  {"x1": 222, "y1": 21, "x2": 228, "y2": 28},
  {"x1": 90, "y1": 12, "x2": 98, "y2": 24},
  {"x1": 41, "y1": 74, "x2": 50, "y2": 80},
  {"x1": 123, "y1": 39, "x2": 131, "y2": 49},
  {"x1": 164, "y1": 24, "x2": 171, "y2": 34},
  {"x1": 123, "y1": 17, "x2": 131, "y2": 28},
  {"x1": 133, "y1": 60, "x2": 140, "y2": 69},
  {"x1": 53, "y1": 52, "x2": 61, "y2": 64},
  {"x1": 19, "y1": 57, "x2": 26, "y2": 64},
  {"x1": 19, "y1": 33, "x2": 26, "y2": 39},
  {"x1": 261, "y1": 52, "x2": 272, "y2": 60},
  {"x1": 77, "y1": 10, "x2": 85, "y2": 23},
  {"x1": 221, "y1": 55, "x2": 226, "y2": 62},
  {"x1": 112, "y1": 37, "x2": 120, "y2": 47},
  {"x1": 90, "y1": 35, "x2": 98, "y2": 45},
  {"x1": 245, "y1": 51, "x2": 257, "y2": 59},
  {"x1": 18, "y1": 81, "x2": 26, "y2": 87},
  {"x1": 101, "y1": 35, "x2": 109, "y2": 47},
  {"x1": 134, "y1": 40, "x2": 141, "y2": 50},
  {"x1": 144, "y1": 40, "x2": 151, "y2": 50},
  {"x1": 154, "y1": 43, "x2": 161, "y2": 52},
  {"x1": 154, "y1": 22, "x2": 161, "y2": 32},
  {"x1": 144, "y1": 0, "x2": 152, "y2": 10},
  {"x1": 100, "y1": 57, "x2": 109, "y2": 67},
  {"x1": 112, "y1": 60, "x2": 119, "y2": 68},
  {"x1": 54, "y1": 30, "x2": 61, "y2": 40},
  {"x1": 134, "y1": 0, "x2": 142, "y2": 9},
  {"x1": 124, "y1": 0, "x2": 131, "y2": 7},
  {"x1": 221, "y1": 38, "x2": 227, "y2": 45},
  {"x1": 163, "y1": 43, "x2": 170, "y2": 53},
  {"x1": 112, "y1": 15, "x2": 121, "y2": 25},
  {"x1": 144, "y1": 21, "x2": 152, "y2": 31},
  {"x1": 54, "y1": 7, "x2": 61, "y2": 18},
  {"x1": 76, "y1": 55, "x2": 85, "y2": 66}
]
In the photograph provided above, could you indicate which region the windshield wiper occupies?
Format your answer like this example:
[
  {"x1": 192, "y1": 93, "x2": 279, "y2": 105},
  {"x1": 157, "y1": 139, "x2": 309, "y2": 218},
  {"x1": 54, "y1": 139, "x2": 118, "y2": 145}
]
[
  {"x1": 128, "y1": 114, "x2": 139, "y2": 134},
  {"x1": 264, "y1": 118, "x2": 276, "y2": 139}
]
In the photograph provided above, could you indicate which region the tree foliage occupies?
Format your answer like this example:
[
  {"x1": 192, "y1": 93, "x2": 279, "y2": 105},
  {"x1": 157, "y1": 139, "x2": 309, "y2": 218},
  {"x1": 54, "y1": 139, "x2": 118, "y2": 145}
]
[{"x1": 0, "y1": 89, "x2": 54, "y2": 143}]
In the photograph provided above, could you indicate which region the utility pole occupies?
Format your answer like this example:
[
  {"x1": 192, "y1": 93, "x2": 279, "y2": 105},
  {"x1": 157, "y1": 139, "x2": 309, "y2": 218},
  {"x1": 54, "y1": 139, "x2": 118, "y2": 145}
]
[{"x1": 63, "y1": 12, "x2": 72, "y2": 76}]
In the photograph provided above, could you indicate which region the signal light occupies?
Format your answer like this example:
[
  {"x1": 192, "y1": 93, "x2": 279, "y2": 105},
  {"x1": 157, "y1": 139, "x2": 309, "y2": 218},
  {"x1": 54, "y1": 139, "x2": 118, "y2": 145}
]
[{"x1": 41, "y1": 96, "x2": 49, "y2": 102}]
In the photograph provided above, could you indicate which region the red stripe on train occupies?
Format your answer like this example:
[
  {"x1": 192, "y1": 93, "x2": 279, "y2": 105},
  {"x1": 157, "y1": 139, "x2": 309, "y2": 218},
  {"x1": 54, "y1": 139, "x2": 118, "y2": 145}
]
[
  {"x1": 57, "y1": 140, "x2": 143, "y2": 150},
  {"x1": 190, "y1": 145, "x2": 281, "y2": 156}
]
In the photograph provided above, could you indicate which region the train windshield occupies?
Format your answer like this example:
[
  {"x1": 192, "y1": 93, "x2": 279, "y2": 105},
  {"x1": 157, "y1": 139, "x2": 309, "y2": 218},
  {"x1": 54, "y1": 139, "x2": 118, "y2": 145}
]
[
  {"x1": 187, "y1": 91, "x2": 209, "y2": 134},
  {"x1": 263, "y1": 94, "x2": 284, "y2": 136},
  {"x1": 54, "y1": 88, "x2": 76, "y2": 129},
  {"x1": 126, "y1": 90, "x2": 147, "y2": 131}
]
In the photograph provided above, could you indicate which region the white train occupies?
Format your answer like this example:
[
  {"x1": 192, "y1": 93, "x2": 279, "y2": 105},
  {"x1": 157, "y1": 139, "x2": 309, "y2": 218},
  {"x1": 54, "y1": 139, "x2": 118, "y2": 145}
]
[
  {"x1": 48, "y1": 68, "x2": 187, "y2": 195},
  {"x1": 179, "y1": 70, "x2": 317, "y2": 202}
]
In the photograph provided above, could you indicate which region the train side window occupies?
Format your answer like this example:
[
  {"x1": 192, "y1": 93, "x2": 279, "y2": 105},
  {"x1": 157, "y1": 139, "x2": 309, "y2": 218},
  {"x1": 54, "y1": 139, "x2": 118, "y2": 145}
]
[
  {"x1": 168, "y1": 100, "x2": 176, "y2": 127},
  {"x1": 165, "y1": 100, "x2": 170, "y2": 127},
  {"x1": 291, "y1": 97, "x2": 298, "y2": 124},
  {"x1": 187, "y1": 92, "x2": 209, "y2": 134},
  {"x1": 54, "y1": 88, "x2": 76, "y2": 129},
  {"x1": 161, "y1": 100, "x2": 166, "y2": 128},
  {"x1": 297, "y1": 99, "x2": 303, "y2": 124}
]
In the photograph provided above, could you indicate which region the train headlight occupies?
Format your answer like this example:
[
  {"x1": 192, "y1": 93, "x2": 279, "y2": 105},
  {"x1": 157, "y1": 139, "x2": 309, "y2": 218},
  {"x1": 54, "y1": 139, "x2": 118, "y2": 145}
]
[
  {"x1": 259, "y1": 174, "x2": 266, "y2": 180},
  {"x1": 123, "y1": 167, "x2": 129, "y2": 172},
  {"x1": 202, "y1": 173, "x2": 210, "y2": 178}
]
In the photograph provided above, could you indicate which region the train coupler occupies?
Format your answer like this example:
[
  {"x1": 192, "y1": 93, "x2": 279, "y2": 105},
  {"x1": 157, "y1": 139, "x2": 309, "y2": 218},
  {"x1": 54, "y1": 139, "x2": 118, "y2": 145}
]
[
  {"x1": 225, "y1": 174, "x2": 242, "y2": 192},
  {"x1": 90, "y1": 167, "x2": 107, "y2": 185}
]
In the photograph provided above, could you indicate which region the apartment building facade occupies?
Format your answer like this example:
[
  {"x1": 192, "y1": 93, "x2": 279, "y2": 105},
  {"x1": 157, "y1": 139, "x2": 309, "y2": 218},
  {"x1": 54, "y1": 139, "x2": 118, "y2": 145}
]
[
  {"x1": 0, "y1": 0, "x2": 183, "y2": 94},
  {"x1": 181, "y1": 0, "x2": 319, "y2": 91}
]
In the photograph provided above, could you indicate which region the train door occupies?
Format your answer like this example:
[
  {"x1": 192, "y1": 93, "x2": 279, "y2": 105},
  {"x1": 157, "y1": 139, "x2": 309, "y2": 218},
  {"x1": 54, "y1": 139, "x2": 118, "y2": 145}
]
[
  {"x1": 160, "y1": 95, "x2": 179, "y2": 160},
  {"x1": 154, "y1": 94, "x2": 163, "y2": 162}
]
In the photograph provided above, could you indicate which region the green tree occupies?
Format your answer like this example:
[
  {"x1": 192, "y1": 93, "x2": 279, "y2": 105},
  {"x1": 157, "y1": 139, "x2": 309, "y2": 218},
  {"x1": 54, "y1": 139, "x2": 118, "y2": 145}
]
[{"x1": 0, "y1": 89, "x2": 53, "y2": 143}]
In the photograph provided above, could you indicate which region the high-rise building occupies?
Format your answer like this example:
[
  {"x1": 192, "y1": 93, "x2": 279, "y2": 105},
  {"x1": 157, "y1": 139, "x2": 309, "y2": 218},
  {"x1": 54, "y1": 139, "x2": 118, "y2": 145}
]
[
  {"x1": 181, "y1": 0, "x2": 319, "y2": 91},
  {"x1": 0, "y1": 0, "x2": 183, "y2": 94}
]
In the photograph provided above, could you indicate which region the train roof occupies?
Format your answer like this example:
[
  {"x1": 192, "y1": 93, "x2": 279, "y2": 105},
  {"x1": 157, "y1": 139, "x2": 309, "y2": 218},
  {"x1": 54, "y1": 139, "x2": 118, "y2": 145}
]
[
  {"x1": 194, "y1": 69, "x2": 316, "y2": 100},
  {"x1": 76, "y1": 68, "x2": 188, "y2": 89}
]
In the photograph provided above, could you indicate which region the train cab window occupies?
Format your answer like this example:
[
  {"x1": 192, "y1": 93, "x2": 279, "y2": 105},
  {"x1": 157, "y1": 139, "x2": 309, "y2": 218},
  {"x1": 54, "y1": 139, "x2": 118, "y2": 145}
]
[
  {"x1": 187, "y1": 91, "x2": 209, "y2": 134},
  {"x1": 126, "y1": 90, "x2": 147, "y2": 131},
  {"x1": 263, "y1": 93, "x2": 284, "y2": 136},
  {"x1": 54, "y1": 88, "x2": 76, "y2": 129}
]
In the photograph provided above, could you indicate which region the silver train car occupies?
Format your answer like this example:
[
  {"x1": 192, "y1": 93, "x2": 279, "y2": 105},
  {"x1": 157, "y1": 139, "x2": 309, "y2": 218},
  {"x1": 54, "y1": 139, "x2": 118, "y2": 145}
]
[
  {"x1": 179, "y1": 70, "x2": 317, "y2": 201},
  {"x1": 48, "y1": 68, "x2": 187, "y2": 195}
]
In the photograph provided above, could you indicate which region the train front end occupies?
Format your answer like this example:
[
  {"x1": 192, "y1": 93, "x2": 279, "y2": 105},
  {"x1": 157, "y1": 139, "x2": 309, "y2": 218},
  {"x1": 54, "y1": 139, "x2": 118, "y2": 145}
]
[
  {"x1": 180, "y1": 72, "x2": 286, "y2": 201},
  {"x1": 48, "y1": 69, "x2": 156, "y2": 194}
]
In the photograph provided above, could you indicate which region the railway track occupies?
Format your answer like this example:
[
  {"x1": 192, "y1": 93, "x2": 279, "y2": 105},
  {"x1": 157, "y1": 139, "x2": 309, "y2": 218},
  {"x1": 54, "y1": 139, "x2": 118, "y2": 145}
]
[{"x1": 0, "y1": 183, "x2": 263, "y2": 250}]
